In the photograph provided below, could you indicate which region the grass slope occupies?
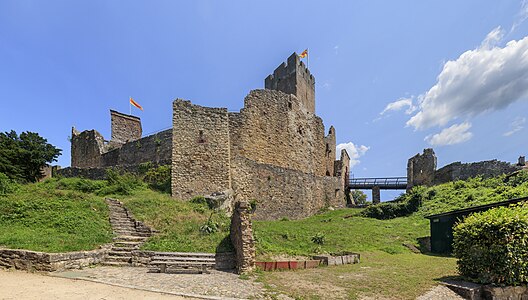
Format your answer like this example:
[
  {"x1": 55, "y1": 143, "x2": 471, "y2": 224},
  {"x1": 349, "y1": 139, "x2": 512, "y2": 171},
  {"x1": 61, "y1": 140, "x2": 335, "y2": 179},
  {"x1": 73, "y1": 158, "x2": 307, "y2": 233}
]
[
  {"x1": 0, "y1": 180, "x2": 112, "y2": 252},
  {"x1": 117, "y1": 190, "x2": 233, "y2": 253},
  {"x1": 254, "y1": 210, "x2": 428, "y2": 258}
]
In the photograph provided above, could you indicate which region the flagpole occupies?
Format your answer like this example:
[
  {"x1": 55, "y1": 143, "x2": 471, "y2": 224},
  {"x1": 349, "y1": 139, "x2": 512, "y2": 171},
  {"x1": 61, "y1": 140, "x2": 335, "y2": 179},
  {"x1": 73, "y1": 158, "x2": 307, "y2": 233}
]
[
  {"x1": 307, "y1": 48, "x2": 309, "y2": 69},
  {"x1": 129, "y1": 97, "x2": 131, "y2": 115}
]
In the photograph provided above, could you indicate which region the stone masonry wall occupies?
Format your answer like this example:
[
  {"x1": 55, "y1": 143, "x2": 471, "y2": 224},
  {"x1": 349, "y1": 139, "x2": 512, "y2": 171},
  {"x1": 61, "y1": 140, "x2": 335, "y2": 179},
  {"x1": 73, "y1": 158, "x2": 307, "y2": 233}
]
[
  {"x1": 171, "y1": 100, "x2": 231, "y2": 200},
  {"x1": 0, "y1": 248, "x2": 108, "y2": 272},
  {"x1": 407, "y1": 148, "x2": 437, "y2": 189},
  {"x1": 335, "y1": 149, "x2": 350, "y2": 190},
  {"x1": 235, "y1": 89, "x2": 326, "y2": 176},
  {"x1": 230, "y1": 201, "x2": 255, "y2": 274},
  {"x1": 101, "y1": 129, "x2": 172, "y2": 167},
  {"x1": 264, "y1": 53, "x2": 315, "y2": 114},
  {"x1": 231, "y1": 156, "x2": 343, "y2": 220},
  {"x1": 323, "y1": 126, "x2": 336, "y2": 176},
  {"x1": 71, "y1": 128, "x2": 105, "y2": 168},
  {"x1": 434, "y1": 160, "x2": 521, "y2": 185},
  {"x1": 109, "y1": 110, "x2": 142, "y2": 146}
]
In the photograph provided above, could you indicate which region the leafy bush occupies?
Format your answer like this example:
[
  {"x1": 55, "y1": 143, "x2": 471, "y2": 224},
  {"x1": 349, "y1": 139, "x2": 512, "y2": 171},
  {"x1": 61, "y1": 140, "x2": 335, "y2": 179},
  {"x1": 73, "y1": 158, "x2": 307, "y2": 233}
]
[
  {"x1": 143, "y1": 165, "x2": 171, "y2": 193},
  {"x1": 361, "y1": 186, "x2": 425, "y2": 219},
  {"x1": 96, "y1": 169, "x2": 145, "y2": 196},
  {"x1": 453, "y1": 203, "x2": 528, "y2": 285},
  {"x1": 311, "y1": 232, "x2": 325, "y2": 245},
  {"x1": 0, "y1": 172, "x2": 18, "y2": 195}
]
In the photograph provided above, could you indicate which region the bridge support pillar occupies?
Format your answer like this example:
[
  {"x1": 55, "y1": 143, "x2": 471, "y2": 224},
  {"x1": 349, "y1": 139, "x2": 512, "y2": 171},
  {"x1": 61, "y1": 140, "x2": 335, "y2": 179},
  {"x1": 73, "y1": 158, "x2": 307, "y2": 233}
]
[{"x1": 372, "y1": 186, "x2": 381, "y2": 204}]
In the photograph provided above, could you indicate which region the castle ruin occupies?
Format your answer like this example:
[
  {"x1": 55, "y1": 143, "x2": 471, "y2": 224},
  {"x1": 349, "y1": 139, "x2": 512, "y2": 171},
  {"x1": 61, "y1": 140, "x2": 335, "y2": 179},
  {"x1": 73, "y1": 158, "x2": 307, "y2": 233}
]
[{"x1": 65, "y1": 53, "x2": 350, "y2": 220}]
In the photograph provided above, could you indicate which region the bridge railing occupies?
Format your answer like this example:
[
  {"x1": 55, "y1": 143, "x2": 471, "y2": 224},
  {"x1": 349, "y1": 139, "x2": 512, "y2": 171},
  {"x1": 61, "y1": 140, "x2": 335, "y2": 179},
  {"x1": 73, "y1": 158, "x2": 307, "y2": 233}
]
[{"x1": 349, "y1": 177, "x2": 407, "y2": 189}]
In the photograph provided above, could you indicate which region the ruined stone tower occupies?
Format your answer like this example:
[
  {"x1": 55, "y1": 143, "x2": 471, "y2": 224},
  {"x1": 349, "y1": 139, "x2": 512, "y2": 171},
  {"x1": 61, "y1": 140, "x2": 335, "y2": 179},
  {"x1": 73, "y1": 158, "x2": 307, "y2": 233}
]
[{"x1": 265, "y1": 53, "x2": 316, "y2": 114}]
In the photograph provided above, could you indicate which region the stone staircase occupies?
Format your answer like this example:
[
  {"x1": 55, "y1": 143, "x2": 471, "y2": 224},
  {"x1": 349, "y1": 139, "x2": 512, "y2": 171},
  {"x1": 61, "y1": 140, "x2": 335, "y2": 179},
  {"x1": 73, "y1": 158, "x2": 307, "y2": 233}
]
[
  {"x1": 148, "y1": 252, "x2": 216, "y2": 274},
  {"x1": 104, "y1": 198, "x2": 154, "y2": 266}
]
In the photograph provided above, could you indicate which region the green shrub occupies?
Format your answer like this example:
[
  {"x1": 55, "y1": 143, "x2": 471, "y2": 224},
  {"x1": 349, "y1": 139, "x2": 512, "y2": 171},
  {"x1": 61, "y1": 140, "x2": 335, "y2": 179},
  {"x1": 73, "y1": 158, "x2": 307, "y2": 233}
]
[
  {"x1": 143, "y1": 165, "x2": 171, "y2": 193},
  {"x1": 453, "y1": 203, "x2": 528, "y2": 285},
  {"x1": 311, "y1": 232, "x2": 325, "y2": 245},
  {"x1": 97, "y1": 169, "x2": 145, "y2": 196},
  {"x1": 0, "y1": 172, "x2": 18, "y2": 195},
  {"x1": 361, "y1": 186, "x2": 425, "y2": 220}
]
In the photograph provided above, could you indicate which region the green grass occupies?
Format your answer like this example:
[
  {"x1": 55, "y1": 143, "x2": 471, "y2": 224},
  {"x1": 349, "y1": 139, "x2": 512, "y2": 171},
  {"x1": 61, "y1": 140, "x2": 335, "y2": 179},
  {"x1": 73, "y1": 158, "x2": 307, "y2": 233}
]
[
  {"x1": 0, "y1": 181, "x2": 112, "y2": 252},
  {"x1": 114, "y1": 190, "x2": 233, "y2": 253},
  {"x1": 416, "y1": 173, "x2": 528, "y2": 216},
  {"x1": 254, "y1": 209, "x2": 429, "y2": 258},
  {"x1": 256, "y1": 251, "x2": 458, "y2": 300}
]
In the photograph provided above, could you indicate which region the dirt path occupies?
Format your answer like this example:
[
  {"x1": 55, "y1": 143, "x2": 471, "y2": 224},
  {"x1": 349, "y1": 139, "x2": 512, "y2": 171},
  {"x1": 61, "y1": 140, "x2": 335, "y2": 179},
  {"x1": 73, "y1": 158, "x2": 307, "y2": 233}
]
[{"x1": 0, "y1": 269, "x2": 189, "y2": 300}]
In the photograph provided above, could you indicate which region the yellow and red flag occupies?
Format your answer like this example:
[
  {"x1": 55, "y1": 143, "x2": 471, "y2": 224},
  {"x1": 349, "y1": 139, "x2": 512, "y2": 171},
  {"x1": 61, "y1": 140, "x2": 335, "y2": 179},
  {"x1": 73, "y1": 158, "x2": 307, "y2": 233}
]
[
  {"x1": 129, "y1": 97, "x2": 143, "y2": 111},
  {"x1": 299, "y1": 49, "x2": 308, "y2": 58}
]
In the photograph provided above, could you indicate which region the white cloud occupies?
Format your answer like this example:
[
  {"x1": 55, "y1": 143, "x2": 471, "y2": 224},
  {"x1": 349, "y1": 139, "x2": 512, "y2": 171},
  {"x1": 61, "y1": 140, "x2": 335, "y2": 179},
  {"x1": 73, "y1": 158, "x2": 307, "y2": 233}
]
[
  {"x1": 503, "y1": 116, "x2": 526, "y2": 136},
  {"x1": 481, "y1": 26, "x2": 504, "y2": 49},
  {"x1": 380, "y1": 97, "x2": 416, "y2": 115},
  {"x1": 511, "y1": 0, "x2": 528, "y2": 33},
  {"x1": 336, "y1": 142, "x2": 369, "y2": 169},
  {"x1": 425, "y1": 122, "x2": 473, "y2": 146},
  {"x1": 406, "y1": 28, "x2": 528, "y2": 130}
]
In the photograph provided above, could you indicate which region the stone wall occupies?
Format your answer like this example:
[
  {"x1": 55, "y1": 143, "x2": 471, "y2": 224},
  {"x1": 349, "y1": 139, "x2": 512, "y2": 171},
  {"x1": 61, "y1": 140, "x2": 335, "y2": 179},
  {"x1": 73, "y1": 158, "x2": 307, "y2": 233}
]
[
  {"x1": 231, "y1": 156, "x2": 343, "y2": 220},
  {"x1": 434, "y1": 160, "x2": 521, "y2": 185},
  {"x1": 109, "y1": 110, "x2": 142, "y2": 146},
  {"x1": 0, "y1": 248, "x2": 108, "y2": 272},
  {"x1": 171, "y1": 100, "x2": 231, "y2": 200},
  {"x1": 264, "y1": 52, "x2": 315, "y2": 114},
  {"x1": 101, "y1": 129, "x2": 172, "y2": 167},
  {"x1": 324, "y1": 126, "x2": 336, "y2": 176},
  {"x1": 230, "y1": 201, "x2": 255, "y2": 274},
  {"x1": 335, "y1": 149, "x2": 350, "y2": 190},
  {"x1": 407, "y1": 148, "x2": 437, "y2": 189},
  {"x1": 235, "y1": 89, "x2": 326, "y2": 176},
  {"x1": 71, "y1": 128, "x2": 105, "y2": 168}
]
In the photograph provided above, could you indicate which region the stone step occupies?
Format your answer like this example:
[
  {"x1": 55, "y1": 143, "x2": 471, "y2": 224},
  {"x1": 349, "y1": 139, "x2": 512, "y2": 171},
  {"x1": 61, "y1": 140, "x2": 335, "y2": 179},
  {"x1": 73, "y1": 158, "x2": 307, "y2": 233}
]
[
  {"x1": 154, "y1": 251, "x2": 215, "y2": 258},
  {"x1": 114, "y1": 241, "x2": 142, "y2": 247},
  {"x1": 111, "y1": 246, "x2": 137, "y2": 252},
  {"x1": 101, "y1": 261, "x2": 131, "y2": 267},
  {"x1": 113, "y1": 235, "x2": 147, "y2": 242},
  {"x1": 152, "y1": 256, "x2": 215, "y2": 262},
  {"x1": 108, "y1": 251, "x2": 133, "y2": 257},
  {"x1": 106, "y1": 255, "x2": 132, "y2": 263}
]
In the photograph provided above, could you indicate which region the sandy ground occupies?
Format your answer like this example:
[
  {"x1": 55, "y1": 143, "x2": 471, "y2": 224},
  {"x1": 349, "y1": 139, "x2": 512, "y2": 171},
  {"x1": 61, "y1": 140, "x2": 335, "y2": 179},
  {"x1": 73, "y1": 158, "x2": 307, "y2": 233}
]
[{"x1": 0, "y1": 269, "x2": 189, "y2": 300}]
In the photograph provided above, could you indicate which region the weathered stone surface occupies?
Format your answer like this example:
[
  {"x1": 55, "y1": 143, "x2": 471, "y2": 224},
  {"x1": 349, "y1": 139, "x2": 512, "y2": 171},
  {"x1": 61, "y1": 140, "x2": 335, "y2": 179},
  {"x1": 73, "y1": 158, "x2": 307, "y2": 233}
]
[
  {"x1": 0, "y1": 248, "x2": 108, "y2": 272},
  {"x1": 231, "y1": 156, "x2": 343, "y2": 220},
  {"x1": 434, "y1": 160, "x2": 521, "y2": 185},
  {"x1": 407, "y1": 148, "x2": 437, "y2": 189},
  {"x1": 171, "y1": 100, "x2": 231, "y2": 200},
  {"x1": 230, "y1": 201, "x2": 255, "y2": 274},
  {"x1": 482, "y1": 285, "x2": 528, "y2": 300}
]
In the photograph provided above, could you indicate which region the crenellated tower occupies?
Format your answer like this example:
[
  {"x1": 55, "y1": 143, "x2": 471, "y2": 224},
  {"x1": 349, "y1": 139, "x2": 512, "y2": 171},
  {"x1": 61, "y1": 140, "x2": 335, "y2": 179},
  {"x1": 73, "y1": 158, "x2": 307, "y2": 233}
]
[{"x1": 265, "y1": 52, "x2": 316, "y2": 113}]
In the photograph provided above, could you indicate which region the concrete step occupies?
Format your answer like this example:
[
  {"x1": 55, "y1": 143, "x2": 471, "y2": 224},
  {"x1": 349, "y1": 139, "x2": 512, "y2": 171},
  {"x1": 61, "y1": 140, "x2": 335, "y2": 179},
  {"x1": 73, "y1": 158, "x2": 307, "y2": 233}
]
[{"x1": 152, "y1": 256, "x2": 215, "y2": 262}]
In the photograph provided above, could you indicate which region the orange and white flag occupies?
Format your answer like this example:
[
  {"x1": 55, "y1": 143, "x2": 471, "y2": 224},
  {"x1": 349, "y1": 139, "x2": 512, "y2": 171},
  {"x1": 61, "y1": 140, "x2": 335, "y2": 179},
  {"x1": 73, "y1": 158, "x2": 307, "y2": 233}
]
[
  {"x1": 299, "y1": 49, "x2": 308, "y2": 58},
  {"x1": 129, "y1": 97, "x2": 143, "y2": 111}
]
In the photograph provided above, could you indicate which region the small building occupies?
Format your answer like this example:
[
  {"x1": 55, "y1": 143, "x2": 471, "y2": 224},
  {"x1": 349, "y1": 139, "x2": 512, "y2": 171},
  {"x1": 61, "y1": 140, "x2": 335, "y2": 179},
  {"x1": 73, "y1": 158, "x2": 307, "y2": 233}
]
[{"x1": 425, "y1": 197, "x2": 528, "y2": 254}]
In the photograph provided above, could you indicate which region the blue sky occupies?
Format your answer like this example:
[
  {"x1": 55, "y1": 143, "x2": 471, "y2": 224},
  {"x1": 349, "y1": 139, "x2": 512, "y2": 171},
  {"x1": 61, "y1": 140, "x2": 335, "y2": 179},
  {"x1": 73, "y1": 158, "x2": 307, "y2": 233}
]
[{"x1": 2, "y1": 1, "x2": 528, "y2": 200}]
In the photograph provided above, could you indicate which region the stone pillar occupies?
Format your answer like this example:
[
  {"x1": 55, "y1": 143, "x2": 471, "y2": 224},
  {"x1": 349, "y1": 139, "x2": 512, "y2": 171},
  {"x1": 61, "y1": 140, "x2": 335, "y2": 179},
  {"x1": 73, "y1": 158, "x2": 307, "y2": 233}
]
[
  {"x1": 372, "y1": 186, "x2": 381, "y2": 204},
  {"x1": 230, "y1": 201, "x2": 255, "y2": 274}
]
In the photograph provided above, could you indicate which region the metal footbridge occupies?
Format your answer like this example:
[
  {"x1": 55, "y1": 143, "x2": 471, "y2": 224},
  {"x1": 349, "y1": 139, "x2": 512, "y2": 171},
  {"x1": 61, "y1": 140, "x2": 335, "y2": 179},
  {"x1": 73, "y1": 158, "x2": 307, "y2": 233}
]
[{"x1": 349, "y1": 177, "x2": 407, "y2": 190}]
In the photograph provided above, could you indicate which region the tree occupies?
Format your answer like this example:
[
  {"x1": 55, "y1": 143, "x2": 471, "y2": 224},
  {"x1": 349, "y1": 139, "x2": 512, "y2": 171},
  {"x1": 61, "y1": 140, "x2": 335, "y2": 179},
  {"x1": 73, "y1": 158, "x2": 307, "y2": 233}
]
[
  {"x1": 0, "y1": 130, "x2": 61, "y2": 182},
  {"x1": 350, "y1": 189, "x2": 368, "y2": 205}
]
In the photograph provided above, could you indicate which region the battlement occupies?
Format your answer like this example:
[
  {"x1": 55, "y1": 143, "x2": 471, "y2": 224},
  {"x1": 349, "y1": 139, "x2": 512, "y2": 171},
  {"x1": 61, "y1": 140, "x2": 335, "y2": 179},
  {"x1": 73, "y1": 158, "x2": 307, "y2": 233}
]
[{"x1": 264, "y1": 52, "x2": 316, "y2": 113}]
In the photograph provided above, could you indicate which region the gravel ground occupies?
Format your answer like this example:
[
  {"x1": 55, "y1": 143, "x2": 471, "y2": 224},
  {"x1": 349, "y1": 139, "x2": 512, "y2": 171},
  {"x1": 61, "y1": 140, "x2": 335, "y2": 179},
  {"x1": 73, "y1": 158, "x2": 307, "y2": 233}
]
[
  {"x1": 416, "y1": 285, "x2": 464, "y2": 300},
  {"x1": 54, "y1": 266, "x2": 270, "y2": 300}
]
